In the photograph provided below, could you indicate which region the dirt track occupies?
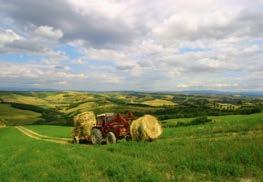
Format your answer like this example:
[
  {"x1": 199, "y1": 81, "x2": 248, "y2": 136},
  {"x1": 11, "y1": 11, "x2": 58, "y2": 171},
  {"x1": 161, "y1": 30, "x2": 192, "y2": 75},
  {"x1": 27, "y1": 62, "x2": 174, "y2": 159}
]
[{"x1": 15, "y1": 126, "x2": 72, "y2": 144}]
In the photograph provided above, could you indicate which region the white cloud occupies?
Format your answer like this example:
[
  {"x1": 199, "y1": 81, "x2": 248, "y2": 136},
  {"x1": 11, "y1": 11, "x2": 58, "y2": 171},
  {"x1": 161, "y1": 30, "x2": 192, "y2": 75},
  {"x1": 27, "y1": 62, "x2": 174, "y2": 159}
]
[
  {"x1": 0, "y1": 29, "x2": 21, "y2": 44},
  {"x1": 82, "y1": 47, "x2": 137, "y2": 68},
  {"x1": 0, "y1": 0, "x2": 262, "y2": 91},
  {"x1": 152, "y1": 4, "x2": 263, "y2": 42},
  {"x1": 0, "y1": 61, "x2": 86, "y2": 79},
  {"x1": 34, "y1": 26, "x2": 63, "y2": 40}
]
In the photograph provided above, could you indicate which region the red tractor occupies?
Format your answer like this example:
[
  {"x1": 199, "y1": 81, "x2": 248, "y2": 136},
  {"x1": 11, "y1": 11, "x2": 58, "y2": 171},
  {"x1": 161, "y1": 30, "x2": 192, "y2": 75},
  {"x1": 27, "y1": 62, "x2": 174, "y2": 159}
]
[{"x1": 90, "y1": 113, "x2": 135, "y2": 144}]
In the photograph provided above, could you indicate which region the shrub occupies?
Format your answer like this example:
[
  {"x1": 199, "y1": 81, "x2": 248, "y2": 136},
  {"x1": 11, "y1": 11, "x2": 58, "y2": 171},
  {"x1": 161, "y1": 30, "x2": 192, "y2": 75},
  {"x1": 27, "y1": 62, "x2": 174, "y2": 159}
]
[
  {"x1": 238, "y1": 106, "x2": 261, "y2": 115},
  {"x1": 190, "y1": 116, "x2": 212, "y2": 125},
  {"x1": 176, "y1": 116, "x2": 211, "y2": 127}
]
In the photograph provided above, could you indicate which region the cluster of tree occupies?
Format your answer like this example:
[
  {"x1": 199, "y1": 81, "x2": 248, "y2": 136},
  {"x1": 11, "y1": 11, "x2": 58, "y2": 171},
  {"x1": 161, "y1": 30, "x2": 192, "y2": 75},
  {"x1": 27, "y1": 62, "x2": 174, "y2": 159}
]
[
  {"x1": 217, "y1": 97, "x2": 243, "y2": 104},
  {"x1": 238, "y1": 106, "x2": 261, "y2": 114},
  {"x1": 154, "y1": 104, "x2": 261, "y2": 120}
]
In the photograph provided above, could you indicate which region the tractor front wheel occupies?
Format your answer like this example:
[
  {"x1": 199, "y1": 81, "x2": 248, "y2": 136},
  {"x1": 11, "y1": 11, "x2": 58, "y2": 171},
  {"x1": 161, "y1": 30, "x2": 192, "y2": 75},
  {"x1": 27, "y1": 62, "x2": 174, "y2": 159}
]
[
  {"x1": 91, "y1": 128, "x2": 102, "y2": 145},
  {"x1": 106, "y1": 132, "x2": 116, "y2": 144},
  {"x1": 73, "y1": 136, "x2": 79, "y2": 144}
]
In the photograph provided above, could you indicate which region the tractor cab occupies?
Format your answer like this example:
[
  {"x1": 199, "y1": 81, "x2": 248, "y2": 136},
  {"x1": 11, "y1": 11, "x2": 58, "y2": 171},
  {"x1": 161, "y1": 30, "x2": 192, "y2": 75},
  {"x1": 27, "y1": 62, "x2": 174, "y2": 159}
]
[
  {"x1": 91, "y1": 112, "x2": 135, "y2": 144},
  {"x1": 96, "y1": 113, "x2": 115, "y2": 126}
]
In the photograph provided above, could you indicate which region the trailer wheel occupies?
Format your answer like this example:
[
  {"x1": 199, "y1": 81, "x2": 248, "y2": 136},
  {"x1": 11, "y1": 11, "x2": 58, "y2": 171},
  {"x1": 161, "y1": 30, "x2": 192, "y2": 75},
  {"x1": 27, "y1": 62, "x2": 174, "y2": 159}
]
[
  {"x1": 106, "y1": 132, "x2": 116, "y2": 144},
  {"x1": 91, "y1": 128, "x2": 102, "y2": 144}
]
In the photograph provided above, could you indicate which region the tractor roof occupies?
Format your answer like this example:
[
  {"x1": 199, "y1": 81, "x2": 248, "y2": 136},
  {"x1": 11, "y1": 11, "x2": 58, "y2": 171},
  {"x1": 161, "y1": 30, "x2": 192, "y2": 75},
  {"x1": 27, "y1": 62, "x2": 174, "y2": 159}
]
[{"x1": 97, "y1": 113, "x2": 115, "y2": 117}]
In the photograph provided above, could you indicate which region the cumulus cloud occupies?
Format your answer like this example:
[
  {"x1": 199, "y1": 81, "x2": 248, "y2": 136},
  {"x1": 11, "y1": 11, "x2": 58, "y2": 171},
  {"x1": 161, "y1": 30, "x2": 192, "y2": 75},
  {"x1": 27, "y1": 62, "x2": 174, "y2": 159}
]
[
  {"x1": 0, "y1": 29, "x2": 21, "y2": 44},
  {"x1": 0, "y1": 0, "x2": 262, "y2": 91},
  {"x1": 0, "y1": 0, "x2": 138, "y2": 47},
  {"x1": 0, "y1": 61, "x2": 87, "y2": 89},
  {"x1": 34, "y1": 26, "x2": 63, "y2": 40},
  {"x1": 152, "y1": 1, "x2": 263, "y2": 42},
  {"x1": 0, "y1": 29, "x2": 44, "y2": 53},
  {"x1": 0, "y1": 61, "x2": 85, "y2": 79}
]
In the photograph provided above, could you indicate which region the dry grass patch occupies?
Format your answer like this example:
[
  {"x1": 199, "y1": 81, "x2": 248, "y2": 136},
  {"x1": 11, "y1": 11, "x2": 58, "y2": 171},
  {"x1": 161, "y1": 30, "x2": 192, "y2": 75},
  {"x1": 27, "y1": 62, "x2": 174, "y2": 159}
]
[
  {"x1": 1, "y1": 94, "x2": 50, "y2": 106},
  {"x1": 142, "y1": 99, "x2": 176, "y2": 107}
]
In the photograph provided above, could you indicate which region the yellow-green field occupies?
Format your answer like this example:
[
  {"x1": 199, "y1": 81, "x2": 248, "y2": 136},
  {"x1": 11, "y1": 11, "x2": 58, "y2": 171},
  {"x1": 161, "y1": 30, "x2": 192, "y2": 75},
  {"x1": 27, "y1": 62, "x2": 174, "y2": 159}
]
[
  {"x1": 0, "y1": 94, "x2": 52, "y2": 106},
  {"x1": 142, "y1": 99, "x2": 176, "y2": 107},
  {"x1": 214, "y1": 103, "x2": 240, "y2": 111},
  {"x1": 0, "y1": 91, "x2": 262, "y2": 181},
  {"x1": 0, "y1": 113, "x2": 262, "y2": 181},
  {"x1": 0, "y1": 91, "x2": 262, "y2": 126},
  {"x1": 0, "y1": 103, "x2": 42, "y2": 125}
]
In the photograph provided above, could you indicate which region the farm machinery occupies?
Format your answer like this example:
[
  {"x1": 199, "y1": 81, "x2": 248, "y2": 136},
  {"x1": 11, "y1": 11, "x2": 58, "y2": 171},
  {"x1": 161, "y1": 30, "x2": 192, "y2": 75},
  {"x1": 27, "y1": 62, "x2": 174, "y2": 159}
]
[{"x1": 73, "y1": 112, "x2": 136, "y2": 144}]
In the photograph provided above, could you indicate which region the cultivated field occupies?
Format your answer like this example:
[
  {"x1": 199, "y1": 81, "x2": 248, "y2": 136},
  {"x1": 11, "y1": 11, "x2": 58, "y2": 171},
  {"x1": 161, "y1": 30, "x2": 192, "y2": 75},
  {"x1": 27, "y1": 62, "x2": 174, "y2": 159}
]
[
  {"x1": 0, "y1": 91, "x2": 262, "y2": 181},
  {"x1": 142, "y1": 99, "x2": 176, "y2": 107},
  {"x1": 0, "y1": 91, "x2": 262, "y2": 125},
  {"x1": 0, "y1": 113, "x2": 262, "y2": 181},
  {"x1": 0, "y1": 103, "x2": 42, "y2": 125}
]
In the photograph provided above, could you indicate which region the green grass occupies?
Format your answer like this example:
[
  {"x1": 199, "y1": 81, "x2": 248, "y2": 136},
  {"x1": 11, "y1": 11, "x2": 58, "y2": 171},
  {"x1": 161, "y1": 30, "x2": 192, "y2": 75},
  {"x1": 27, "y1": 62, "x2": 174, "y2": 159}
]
[
  {"x1": 162, "y1": 113, "x2": 263, "y2": 137},
  {"x1": 25, "y1": 125, "x2": 72, "y2": 138},
  {"x1": 1, "y1": 113, "x2": 262, "y2": 181},
  {"x1": 0, "y1": 91, "x2": 262, "y2": 181},
  {"x1": 0, "y1": 104, "x2": 42, "y2": 125},
  {"x1": 0, "y1": 127, "x2": 162, "y2": 182}
]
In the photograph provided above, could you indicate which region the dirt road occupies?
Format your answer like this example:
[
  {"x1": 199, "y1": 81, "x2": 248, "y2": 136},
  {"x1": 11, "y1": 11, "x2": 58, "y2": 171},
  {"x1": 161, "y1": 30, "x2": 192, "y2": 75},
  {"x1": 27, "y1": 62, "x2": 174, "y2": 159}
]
[{"x1": 15, "y1": 126, "x2": 72, "y2": 144}]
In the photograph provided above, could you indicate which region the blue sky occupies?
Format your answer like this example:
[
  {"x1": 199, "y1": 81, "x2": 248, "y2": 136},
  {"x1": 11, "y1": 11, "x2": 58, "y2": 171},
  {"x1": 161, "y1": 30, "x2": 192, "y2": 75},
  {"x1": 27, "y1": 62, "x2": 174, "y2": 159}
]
[{"x1": 0, "y1": 0, "x2": 262, "y2": 91}]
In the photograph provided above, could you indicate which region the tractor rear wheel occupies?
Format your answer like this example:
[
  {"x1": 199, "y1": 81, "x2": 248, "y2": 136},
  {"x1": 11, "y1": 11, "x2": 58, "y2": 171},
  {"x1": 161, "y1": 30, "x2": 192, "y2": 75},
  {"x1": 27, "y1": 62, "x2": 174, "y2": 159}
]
[
  {"x1": 125, "y1": 135, "x2": 131, "y2": 141},
  {"x1": 106, "y1": 132, "x2": 116, "y2": 144},
  {"x1": 91, "y1": 128, "x2": 102, "y2": 144}
]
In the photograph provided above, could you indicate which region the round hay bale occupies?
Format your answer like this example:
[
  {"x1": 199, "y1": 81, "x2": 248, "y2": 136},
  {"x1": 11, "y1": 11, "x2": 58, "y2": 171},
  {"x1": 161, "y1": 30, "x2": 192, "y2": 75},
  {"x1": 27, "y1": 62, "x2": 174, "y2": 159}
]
[
  {"x1": 72, "y1": 112, "x2": 96, "y2": 139},
  {"x1": 130, "y1": 115, "x2": 162, "y2": 141}
]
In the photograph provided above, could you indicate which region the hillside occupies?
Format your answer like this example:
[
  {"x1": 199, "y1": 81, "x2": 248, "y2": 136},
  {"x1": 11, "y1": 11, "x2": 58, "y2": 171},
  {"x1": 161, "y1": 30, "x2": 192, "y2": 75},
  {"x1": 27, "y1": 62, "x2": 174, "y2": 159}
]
[
  {"x1": 0, "y1": 91, "x2": 262, "y2": 126},
  {"x1": 0, "y1": 91, "x2": 262, "y2": 181},
  {"x1": 142, "y1": 99, "x2": 176, "y2": 107},
  {"x1": 0, "y1": 113, "x2": 262, "y2": 181},
  {"x1": 0, "y1": 103, "x2": 42, "y2": 125}
]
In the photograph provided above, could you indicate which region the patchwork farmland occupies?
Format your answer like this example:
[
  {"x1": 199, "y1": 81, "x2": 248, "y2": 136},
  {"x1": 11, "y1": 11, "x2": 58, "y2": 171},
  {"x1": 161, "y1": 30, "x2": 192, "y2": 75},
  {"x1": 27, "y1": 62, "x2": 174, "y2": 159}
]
[{"x1": 0, "y1": 91, "x2": 262, "y2": 181}]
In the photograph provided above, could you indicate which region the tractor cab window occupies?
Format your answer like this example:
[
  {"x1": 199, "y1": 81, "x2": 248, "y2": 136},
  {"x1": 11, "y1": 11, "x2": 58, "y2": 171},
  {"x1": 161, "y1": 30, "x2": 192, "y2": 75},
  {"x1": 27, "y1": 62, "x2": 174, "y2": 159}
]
[
  {"x1": 105, "y1": 116, "x2": 114, "y2": 122},
  {"x1": 96, "y1": 117, "x2": 105, "y2": 124}
]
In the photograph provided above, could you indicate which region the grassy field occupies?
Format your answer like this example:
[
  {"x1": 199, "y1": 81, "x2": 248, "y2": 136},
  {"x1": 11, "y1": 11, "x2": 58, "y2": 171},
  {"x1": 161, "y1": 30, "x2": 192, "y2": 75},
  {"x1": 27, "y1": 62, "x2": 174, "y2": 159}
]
[
  {"x1": 0, "y1": 91, "x2": 262, "y2": 125},
  {"x1": 142, "y1": 99, "x2": 176, "y2": 107},
  {"x1": 25, "y1": 125, "x2": 72, "y2": 138},
  {"x1": 0, "y1": 113, "x2": 262, "y2": 181},
  {"x1": 0, "y1": 93, "x2": 53, "y2": 107},
  {"x1": 162, "y1": 113, "x2": 263, "y2": 130},
  {"x1": 0, "y1": 91, "x2": 262, "y2": 181},
  {"x1": 0, "y1": 103, "x2": 42, "y2": 125}
]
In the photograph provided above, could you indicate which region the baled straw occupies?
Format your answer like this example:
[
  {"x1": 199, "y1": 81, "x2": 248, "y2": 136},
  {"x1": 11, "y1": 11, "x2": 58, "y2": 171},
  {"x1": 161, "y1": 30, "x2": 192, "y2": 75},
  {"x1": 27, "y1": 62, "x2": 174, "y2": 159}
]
[
  {"x1": 130, "y1": 115, "x2": 162, "y2": 141},
  {"x1": 72, "y1": 111, "x2": 96, "y2": 140}
]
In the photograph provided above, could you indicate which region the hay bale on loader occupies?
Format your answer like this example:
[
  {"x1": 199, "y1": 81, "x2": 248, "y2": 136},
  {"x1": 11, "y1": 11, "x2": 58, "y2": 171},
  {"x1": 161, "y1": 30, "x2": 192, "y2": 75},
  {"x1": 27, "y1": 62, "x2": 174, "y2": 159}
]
[
  {"x1": 130, "y1": 115, "x2": 162, "y2": 141},
  {"x1": 72, "y1": 111, "x2": 96, "y2": 143}
]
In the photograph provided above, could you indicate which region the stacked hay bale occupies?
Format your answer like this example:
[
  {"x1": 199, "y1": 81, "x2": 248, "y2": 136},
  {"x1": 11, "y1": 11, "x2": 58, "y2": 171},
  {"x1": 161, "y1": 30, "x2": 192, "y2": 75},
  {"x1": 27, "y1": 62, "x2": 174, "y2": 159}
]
[
  {"x1": 130, "y1": 115, "x2": 162, "y2": 141},
  {"x1": 72, "y1": 111, "x2": 96, "y2": 143}
]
